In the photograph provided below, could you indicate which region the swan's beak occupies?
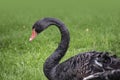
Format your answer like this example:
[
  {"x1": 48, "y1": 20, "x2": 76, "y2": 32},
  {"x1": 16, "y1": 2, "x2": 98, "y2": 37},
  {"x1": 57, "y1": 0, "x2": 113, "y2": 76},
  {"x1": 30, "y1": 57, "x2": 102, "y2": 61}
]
[{"x1": 29, "y1": 29, "x2": 37, "y2": 41}]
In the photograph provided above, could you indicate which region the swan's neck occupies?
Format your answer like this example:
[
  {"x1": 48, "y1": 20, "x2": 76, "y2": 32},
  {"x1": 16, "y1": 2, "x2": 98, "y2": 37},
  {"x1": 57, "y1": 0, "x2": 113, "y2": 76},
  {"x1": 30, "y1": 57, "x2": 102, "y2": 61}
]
[{"x1": 43, "y1": 18, "x2": 70, "y2": 79}]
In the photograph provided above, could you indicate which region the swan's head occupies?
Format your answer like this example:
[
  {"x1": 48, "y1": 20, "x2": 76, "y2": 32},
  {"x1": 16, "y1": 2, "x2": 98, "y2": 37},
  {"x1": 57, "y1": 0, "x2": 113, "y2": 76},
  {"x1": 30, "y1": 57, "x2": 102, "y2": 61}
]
[
  {"x1": 29, "y1": 20, "x2": 46, "y2": 41},
  {"x1": 29, "y1": 18, "x2": 61, "y2": 41}
]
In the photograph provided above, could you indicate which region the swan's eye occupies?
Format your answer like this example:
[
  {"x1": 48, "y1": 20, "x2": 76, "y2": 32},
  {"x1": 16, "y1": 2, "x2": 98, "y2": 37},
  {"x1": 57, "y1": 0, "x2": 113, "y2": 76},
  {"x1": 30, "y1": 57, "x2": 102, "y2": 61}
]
[{"x1": 32, "y1": 25, "x2": 35, "y2": 29}]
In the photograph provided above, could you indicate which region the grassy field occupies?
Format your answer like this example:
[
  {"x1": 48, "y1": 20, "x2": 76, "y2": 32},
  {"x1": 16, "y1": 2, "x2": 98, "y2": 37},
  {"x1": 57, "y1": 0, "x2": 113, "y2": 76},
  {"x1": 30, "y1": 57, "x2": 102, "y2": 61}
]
[{"x1": 0, "y1": 0, "x2": 120, "y2": 80}]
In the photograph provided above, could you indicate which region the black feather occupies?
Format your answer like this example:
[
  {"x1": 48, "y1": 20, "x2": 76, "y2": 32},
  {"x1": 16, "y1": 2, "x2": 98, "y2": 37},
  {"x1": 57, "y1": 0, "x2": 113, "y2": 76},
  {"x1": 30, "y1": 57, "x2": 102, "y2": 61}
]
[{"x1": 31, "y1": 18, "x2": 120, "y2": 80}]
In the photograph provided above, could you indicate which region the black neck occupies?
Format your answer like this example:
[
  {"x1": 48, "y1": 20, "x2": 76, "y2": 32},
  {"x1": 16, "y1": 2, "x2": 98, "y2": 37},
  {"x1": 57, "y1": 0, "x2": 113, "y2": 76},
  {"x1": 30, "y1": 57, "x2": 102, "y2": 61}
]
[{"x1": 40, "y1": 18, "x2": 70, "y2": 79}]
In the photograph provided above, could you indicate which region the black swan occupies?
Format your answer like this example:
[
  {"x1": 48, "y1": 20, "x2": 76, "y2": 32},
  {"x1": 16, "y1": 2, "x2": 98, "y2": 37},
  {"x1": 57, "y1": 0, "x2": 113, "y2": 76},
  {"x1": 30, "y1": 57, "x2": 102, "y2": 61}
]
[{"x1": 29, "y1": 18, "x2": 120, "y2": 80}]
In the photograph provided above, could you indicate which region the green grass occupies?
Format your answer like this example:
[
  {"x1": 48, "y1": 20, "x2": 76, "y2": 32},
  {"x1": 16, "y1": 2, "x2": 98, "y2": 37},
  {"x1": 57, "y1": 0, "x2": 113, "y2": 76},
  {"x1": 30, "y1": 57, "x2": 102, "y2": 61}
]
[{"x1": 0, "y1": 0, "x2": 120, "y2": 80}]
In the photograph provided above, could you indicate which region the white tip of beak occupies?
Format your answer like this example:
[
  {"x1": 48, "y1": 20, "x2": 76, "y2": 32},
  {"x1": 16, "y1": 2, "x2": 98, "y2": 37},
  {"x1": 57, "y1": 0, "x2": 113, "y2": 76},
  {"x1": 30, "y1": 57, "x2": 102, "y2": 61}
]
[{"x1": 29, "y1": 38, "x2": 33, "y2": 41}]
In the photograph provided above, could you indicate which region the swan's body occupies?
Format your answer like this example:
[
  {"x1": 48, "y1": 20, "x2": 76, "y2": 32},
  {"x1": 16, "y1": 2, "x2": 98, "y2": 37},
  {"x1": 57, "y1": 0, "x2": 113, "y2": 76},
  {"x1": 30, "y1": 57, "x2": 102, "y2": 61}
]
[{"x1": 29, "y1": 18, "x2": 120, "y2": 80}]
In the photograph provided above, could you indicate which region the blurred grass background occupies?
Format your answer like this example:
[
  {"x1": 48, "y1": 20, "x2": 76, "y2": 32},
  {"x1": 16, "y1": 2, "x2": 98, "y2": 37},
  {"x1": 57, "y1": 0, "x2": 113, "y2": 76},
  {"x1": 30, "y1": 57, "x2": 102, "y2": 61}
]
[{"x1": 0, "y1": 0, "x2": 120, "y2": 80}]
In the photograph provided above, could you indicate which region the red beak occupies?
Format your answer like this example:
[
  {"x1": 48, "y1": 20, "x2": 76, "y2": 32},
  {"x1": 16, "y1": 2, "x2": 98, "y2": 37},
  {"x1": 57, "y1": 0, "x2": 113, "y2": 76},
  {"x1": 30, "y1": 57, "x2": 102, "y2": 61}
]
[{"x1": 29, "y1": 29, "x2": 37, "y2": 41}]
